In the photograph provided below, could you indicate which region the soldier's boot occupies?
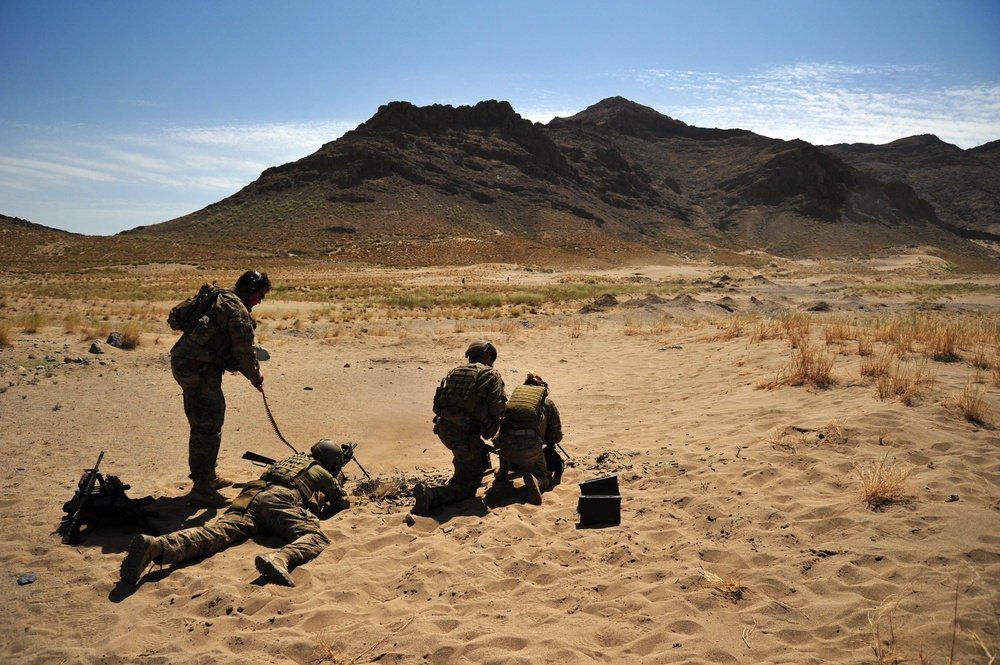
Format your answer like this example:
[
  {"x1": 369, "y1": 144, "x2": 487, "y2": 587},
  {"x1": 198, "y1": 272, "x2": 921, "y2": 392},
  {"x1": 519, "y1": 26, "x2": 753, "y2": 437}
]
[
  {"x1": 523, "y1": 474, "x2": 543, "y2": 506},
  {"x1": 120, "y1": 534, "x2": 163, "y2": 585},
  {"x1": 209, "y1": 476, "x2": 234, "y2": 490},
  {"x1": 411, "y1": 482, "x2": 435, "y2": 517},
  {"x1": 255, "y1": 552, "x2": 294, "y2": 587},
  {"x1": 189, "y1": 484, "x2": 231, "y2": 508}
]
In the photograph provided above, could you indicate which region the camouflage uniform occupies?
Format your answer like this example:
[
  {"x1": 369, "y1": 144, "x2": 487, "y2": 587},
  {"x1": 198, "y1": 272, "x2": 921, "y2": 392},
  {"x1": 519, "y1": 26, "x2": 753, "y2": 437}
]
[
  {"x1": 425, "y1": 362, "x2": 506, "y2": 510},
  {"x1": 494, "y1": 388, "x2": 563, "y2": 494},
  {"x1": 127, "y1": 453, "x2": 348, "y2": 582},
  {"x1": 170, "y1": 289, "x2": 262, "y2": 488}
]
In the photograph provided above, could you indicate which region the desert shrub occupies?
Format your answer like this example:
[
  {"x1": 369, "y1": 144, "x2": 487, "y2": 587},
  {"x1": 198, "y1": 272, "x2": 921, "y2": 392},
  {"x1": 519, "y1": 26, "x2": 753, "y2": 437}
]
[
  {"x1": 957, "y1": 382, "x2": 993, "y2": 427},
  {"x1": 81, "y1": 320, "x2": 111, "y2": 342},
  {"x1": 788, "y1": 341, "x2": 835, "y2": 388},
  {"x1": 16, "y1": 311, "x2": 46, "y2": 333},
  {"x1": 118, "y1": 322, "x2": 143, "y2": 349},
  {"x1": 925, "y1": 319, "x2": 961, "y2": 362},
  {"x1": 64, "y1": 311, "x2": 82, "y2": 333},
  {"x1": 855, "y1": 455, "x2": 912, "y2": 510},
  {"x1": 875, "y1": 358, "x2": 930, "y2": 406},
  {"x1": 0, "y1": 322, "x2": 11, "y2": 347}
]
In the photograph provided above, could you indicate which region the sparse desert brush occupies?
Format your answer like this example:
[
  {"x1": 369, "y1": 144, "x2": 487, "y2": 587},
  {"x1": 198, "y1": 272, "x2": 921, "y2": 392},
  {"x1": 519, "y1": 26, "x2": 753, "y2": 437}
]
[
  {"x1": 64, "y1": 311, "x2": 83, "y2": 333},
  {"x1": 875, "y1": 358, "x2": 930, "y2": 406},
  {"x1": 855, "y1": 455, "x2": 912, "y2": 510},
  {"x1": 81, "y1": 320, "x2": 111, "y2": 342},
  {"x1": 856, "y1": 332, "x2": 874, "y2": 357},
  {"x1": 925, "y1": 319, "x2": 961, "y2": 362},
  {"x1": 118, "y1": 322, "x2": 143, "y2": 349},
  {"x1": 786, "y1": 341, "x2": 836, "y2": 388},
  {"x1": 15, "y1": 310, "x2": 47, "y2": 333},
  {"x1": 861, "y1": 349, "x2": 894, "y2": 378},
  {"x1": 778, "y1": 311, "x2": 811, "y2": 338},
  {"x1": 701, "y1": 571, "x2": 746, "y2": 603},
  {"x1": 956, "y1": 382, "x2": 993, "y2": 427},
  {"x1": 0, "y1": 322, "x2": 11, "y2": 347},
  {"x1": 824, "y1": 318, "x2": 856, "y2": 345}
]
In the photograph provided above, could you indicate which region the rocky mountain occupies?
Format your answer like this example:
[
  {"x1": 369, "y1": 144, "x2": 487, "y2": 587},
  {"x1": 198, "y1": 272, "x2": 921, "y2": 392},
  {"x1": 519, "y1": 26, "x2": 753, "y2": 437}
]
[
  {"x1": 824, "y1": 135, "x2": 1000, "y2": 238},
  {"x1": 90, "y1": 98, "x2": 1000, "y2": 266}
]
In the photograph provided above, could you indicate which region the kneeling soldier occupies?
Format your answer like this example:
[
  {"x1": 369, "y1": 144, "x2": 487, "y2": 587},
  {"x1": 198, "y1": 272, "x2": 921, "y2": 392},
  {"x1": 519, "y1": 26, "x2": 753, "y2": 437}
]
[
  {"x1": 493, "y1": 372, "x2": 563, "y2": 505},
  {"x1": 121, "y1": 439, "x2": 350, "y2": 587}
]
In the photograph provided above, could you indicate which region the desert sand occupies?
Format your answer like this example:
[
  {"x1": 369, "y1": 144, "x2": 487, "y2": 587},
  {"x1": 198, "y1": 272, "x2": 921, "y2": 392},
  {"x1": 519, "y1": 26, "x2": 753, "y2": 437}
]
[{"x1": 1, "y1": 258, "x2": 999, "y2": 664}]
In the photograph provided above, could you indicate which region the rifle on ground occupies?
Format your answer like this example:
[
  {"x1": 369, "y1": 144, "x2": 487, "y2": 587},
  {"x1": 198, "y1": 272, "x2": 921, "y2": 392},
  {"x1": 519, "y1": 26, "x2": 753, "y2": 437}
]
[
  {"x1": 57, "y1": 451, "x2": 157, "y2": 545},
  {"x1": 243, "y1": 442, "x2": 371, "y2": 479},
  {"x1": 59, "y1": 451, "x2": 104, "y2": 544}
]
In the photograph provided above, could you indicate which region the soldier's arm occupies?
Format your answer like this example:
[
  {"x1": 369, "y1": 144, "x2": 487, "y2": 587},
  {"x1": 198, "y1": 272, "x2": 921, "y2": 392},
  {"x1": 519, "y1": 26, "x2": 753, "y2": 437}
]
[
  {"x1": 311, "y1": 466, "x2": 350, "y2": 516},
  {"x1": 545, "y1": 399, "x2": 563, "y2": 446},
  {"x1": 227, "y1": 299, "x2": 262, "y2": 385},
  {"x1": 478, "y1": 369, "x2": 507, "y2": 438}
]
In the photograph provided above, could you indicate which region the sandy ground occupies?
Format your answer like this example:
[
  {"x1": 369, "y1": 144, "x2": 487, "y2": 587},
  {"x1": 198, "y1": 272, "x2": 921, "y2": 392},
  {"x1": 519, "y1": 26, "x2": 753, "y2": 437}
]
[{"x1": 1, "y1": 259, "x2": 999, "y2": 664}]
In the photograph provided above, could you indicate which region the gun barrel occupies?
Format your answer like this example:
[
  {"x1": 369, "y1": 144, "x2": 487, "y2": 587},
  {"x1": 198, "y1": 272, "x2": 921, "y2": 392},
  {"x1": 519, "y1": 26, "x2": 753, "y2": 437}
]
[{"x1": 242, "y1": 451, "x2": 276, "y2": 466}]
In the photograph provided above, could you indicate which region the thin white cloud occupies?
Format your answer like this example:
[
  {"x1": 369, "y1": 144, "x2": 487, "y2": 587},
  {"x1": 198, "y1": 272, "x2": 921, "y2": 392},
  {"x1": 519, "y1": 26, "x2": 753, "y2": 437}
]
[{"x1": 618, "y1": 62, "x2": 1000, "y2": 148}]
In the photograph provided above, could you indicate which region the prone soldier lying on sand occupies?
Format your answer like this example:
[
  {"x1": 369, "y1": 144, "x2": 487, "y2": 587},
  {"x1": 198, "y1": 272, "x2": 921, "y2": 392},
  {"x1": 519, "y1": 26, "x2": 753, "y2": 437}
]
[{"x1": 121, "y1": 440, "x2": 350, "y2": 587}]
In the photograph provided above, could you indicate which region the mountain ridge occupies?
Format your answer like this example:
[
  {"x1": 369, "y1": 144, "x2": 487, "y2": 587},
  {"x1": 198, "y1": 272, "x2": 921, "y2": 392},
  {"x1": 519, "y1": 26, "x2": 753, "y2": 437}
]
[{"x1": 5, "y1": 97, "x2": 999, "y2": 268}]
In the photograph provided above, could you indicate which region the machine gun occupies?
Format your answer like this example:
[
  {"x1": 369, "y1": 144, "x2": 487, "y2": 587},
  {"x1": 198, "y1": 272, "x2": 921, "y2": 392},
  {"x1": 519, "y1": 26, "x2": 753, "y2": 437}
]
[
  {"x1": 57, "y1": 451, "x2": 157, "y2": 545},
  {"x1": 242, "y1": 442, "x2": 371, "y2": 479}
]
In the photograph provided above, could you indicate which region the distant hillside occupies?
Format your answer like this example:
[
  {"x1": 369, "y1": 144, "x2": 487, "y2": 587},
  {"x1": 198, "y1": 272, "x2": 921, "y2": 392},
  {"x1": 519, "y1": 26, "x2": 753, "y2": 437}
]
[
  {"x1": 123, "y1": 98, "x2": 998, "y2": 266},
  {"x1": 6, "y1": 98, "x2": 999, "y2": 269},
  {"x1": 0, "y1": 213, "x2": 249, "y2": 270},
  {"x1": 824, "y1": 134, "x2": 1000, "y2": 237}
]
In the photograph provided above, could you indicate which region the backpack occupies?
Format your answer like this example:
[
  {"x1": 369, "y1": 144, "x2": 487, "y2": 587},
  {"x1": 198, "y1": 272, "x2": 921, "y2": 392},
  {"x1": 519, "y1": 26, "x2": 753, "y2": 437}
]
[
  {"x1": 504, "y1": 384, "x2": 548, "y2": 434},
  {"x1": 433, "y1": 365, "x2": 484, "y2": 416},
  {"x1": 168, "y1": 283, "x2": 222, "y2": 333}
]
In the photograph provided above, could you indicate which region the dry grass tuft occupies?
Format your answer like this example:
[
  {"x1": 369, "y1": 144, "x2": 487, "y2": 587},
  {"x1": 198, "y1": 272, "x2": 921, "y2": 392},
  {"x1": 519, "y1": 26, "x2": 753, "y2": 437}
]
[
  {"x1": 701, "y1": 571, "x2": 747, "y2": 603},
  {"x1": 757, "y1": 341, "x2": 835, "y2": 390},
  {"x1": 956, "y1": 382, "x2": 994, "y2": 427},
  {"x1": 15, "y1": 310, "x2": 47, "y2": 333},
  {"x1": 0, "y1": 322, "x2": 11, "y2": 347},
  {"x1": 855, "y1": 455, "x2": 913, "y2": 510},
  {"x1": 118, "y1": 322, "x2": 143, "y2": 350}
]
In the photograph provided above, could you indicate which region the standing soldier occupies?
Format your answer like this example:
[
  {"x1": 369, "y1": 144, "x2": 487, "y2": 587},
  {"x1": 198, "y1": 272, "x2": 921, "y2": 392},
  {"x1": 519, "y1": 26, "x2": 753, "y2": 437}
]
[
  {"x1": 412, "y1": 340, "x2": 506, "y2": 517},
  {"x1": 492, "y1": 372, "x2": 563, "y2": 505},
  {"x1": 169, "y1": 270, "x2": 271, "y2": 508},
  {"x1": 120, "y1": 439, "x2": 350, "y2": 587}
]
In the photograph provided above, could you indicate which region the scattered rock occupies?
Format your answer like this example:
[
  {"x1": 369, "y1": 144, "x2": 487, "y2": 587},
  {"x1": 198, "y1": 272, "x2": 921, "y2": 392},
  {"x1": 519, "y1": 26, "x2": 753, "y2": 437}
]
[
  {"x1": 89, "y1": 341, "x2": 105, "y2": 354},
  {"x1": 106, "y1": 332, "x2": 126, "y2": 349}
]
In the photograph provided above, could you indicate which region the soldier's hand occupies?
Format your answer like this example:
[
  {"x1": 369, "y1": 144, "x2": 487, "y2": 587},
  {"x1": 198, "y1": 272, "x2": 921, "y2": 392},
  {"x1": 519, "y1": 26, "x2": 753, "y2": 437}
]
[{"x1": 253, "y1": 373, "x2": 264, "y2": 392}]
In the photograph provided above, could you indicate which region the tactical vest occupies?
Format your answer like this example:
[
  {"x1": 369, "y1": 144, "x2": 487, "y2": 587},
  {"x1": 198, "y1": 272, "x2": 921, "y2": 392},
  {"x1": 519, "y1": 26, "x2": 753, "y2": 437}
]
[
  {"x1": 260, "y1": 453, "x2": 318, "y2": 500},
  {"x1": 504, "y1": 384, "x2": 548, "y2": 434},
  {"x1": 433, "y1": 364, "x2": 488, "y2": 416}
]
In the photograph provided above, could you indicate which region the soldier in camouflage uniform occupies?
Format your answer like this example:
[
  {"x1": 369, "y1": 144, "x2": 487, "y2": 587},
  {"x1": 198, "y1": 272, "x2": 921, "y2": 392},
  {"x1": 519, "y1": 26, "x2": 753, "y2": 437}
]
[
  {"x1": 170, "y1": 270, "x2": 271, "y2": 508},
  {"x1": 121, "y1": 439, "x2": 350, "y2": 587},
  {"x1": 492, "y1": 372, "x2": 563, "y2": 505},
  {"x1": 412, "y1": 340, "x2": 506, "y2": 517}
]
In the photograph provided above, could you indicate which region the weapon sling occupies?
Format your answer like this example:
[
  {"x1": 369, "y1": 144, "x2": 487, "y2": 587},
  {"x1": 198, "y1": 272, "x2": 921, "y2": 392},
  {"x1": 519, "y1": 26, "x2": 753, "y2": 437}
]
[{"x1": 261, "y1": 389, "x2": 299, "y2": 455}]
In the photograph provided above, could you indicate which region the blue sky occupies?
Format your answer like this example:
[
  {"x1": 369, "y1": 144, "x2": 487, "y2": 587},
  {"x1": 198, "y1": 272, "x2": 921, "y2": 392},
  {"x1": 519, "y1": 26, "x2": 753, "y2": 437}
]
[{"x1": 1, "y1": 1, "x2": 998, "y2": 236}]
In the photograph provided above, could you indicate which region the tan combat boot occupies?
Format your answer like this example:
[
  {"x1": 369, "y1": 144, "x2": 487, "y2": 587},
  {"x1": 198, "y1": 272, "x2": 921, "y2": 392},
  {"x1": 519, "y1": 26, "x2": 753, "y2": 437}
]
[
  {"x1": 189, "y1": 484, "x2": 231, "y2": 508},
  {"x1": 255, "y1": 552, "x2": 294, "y2": 586},
  {"x1": 120, "y1": 534, "x2": 163, "y2": 585}
]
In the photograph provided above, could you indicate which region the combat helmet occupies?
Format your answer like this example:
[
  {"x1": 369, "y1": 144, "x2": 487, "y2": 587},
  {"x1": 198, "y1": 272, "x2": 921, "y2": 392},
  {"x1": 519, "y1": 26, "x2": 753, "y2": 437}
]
[
  {"x1": 310, "y1": 439, "x2": 345, "y2": 475},
  {"x1": 465, "y1": 340, "x2": 498, "y2": 365}
]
